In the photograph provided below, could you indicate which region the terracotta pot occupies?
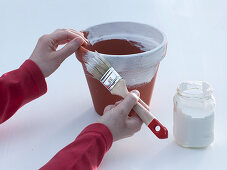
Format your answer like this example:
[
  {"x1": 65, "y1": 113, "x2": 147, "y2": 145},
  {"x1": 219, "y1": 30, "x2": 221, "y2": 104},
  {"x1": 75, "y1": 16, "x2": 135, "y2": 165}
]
[{"x1": 76, "y1": 22, "x2": 167, "y2": 115}]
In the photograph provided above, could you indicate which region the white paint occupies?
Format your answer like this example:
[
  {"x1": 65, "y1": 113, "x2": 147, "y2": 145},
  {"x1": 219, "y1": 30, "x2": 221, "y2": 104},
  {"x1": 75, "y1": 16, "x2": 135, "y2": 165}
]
[
  {"x1": 82, "y1": 22, "x2": 167, "y2": 87},
  {"x1": 173, "y1": 81, "x2": 216, "y2": 148}
]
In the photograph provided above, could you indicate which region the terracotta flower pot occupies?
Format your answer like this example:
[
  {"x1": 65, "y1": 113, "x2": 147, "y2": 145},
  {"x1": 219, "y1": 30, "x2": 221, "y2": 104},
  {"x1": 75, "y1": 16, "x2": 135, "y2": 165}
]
[{"x1": 76, "y1": 22, "x2": 167, "y2": 115}]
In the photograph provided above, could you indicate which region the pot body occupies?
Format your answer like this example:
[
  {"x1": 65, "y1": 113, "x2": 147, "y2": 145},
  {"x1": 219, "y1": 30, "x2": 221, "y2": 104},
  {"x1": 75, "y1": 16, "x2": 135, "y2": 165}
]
[{"x1": 76, "y1": 22, "x2": 167, "y2": 115}]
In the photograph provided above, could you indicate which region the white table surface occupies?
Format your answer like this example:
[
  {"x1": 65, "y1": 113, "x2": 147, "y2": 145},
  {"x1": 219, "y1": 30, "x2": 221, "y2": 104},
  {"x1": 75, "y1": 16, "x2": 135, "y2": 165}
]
[{"x1": 0, "y1": 0, "x2": 227, "y2": 169}]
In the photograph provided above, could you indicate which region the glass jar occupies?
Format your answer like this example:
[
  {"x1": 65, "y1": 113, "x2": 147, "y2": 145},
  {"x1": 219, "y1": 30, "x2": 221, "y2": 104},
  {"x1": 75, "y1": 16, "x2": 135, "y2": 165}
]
[{"x1": 173, "y1": 81, "x2": 215, "y2": 148}]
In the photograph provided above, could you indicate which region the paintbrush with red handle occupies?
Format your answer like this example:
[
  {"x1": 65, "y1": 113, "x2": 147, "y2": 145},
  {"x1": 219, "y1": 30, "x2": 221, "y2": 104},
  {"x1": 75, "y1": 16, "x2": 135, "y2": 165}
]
[{"x1": 84, "y1": 51, "x2": 168, "y2": 139}]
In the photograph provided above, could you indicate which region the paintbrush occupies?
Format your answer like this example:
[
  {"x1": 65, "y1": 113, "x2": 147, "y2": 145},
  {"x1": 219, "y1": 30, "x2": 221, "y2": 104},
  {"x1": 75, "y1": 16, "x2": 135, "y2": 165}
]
[{"x1": 84, "y1": 51, "x2": 168, "y2": 139}]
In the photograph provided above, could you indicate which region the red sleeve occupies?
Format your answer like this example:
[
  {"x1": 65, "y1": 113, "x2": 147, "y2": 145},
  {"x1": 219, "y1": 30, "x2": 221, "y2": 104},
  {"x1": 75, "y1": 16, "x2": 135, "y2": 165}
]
[
  {"x1": 40, "y1": 123, "x2": 113, "y2": 170},
  {"x1": 0, "y1": 59, "x2": 47, "y2": 124}
]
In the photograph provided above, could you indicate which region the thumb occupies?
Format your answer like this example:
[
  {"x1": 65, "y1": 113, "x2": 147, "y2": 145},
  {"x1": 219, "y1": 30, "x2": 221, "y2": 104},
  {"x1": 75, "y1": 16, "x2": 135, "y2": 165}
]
[
  {"x1": 57, "y1": 37, "x2": 84, "y2": 62},
  {"x1": 116, "y1": 90, "x2": 140, "y2": 117}
]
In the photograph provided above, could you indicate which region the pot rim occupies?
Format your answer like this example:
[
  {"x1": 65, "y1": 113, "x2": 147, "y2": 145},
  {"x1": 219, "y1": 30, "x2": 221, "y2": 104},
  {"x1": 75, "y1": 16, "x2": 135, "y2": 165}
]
[{"x1": 83, "y1": 21, "x2": 167, "y2": 59}]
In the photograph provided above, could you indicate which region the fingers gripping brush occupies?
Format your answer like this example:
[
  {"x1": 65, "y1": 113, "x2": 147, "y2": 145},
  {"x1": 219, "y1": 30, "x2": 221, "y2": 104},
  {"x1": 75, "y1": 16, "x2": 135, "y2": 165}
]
[{"x1": 84, "y1": 51, "x2": 168, "y2": 139}]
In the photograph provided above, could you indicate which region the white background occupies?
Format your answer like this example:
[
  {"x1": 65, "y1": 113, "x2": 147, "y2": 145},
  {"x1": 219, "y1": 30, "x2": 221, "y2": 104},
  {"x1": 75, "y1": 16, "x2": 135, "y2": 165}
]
[{"x1": 0, "y1": 0, "x2": 227, "y2": 169}]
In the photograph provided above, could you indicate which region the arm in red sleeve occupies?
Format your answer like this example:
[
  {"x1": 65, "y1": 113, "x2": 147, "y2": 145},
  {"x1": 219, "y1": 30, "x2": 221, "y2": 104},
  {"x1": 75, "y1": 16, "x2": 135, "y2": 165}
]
[
  {"x1": 0, "y1": 59, "x2": 47, "y2": 124},
  {"x1": 40, "y1": 123, "x2": 113, "y2": 170}
]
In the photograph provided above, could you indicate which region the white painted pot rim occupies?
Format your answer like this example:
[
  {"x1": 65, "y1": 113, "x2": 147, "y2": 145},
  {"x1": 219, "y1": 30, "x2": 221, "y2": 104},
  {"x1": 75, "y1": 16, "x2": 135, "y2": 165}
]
[
  {"x1": 84, "y1": 21, "x2": 167, "y2": 59},
  {"x1": 82, "y1": 21, "x2": 167, "y2": 86}
]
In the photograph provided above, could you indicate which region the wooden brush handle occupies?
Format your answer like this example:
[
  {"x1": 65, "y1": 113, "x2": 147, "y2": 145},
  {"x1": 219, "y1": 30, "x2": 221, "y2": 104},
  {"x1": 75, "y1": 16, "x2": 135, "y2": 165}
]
[
  {"x1": 111, "y1": 79, "x2": 154, "y2": 124},
  {"x1": 133, "y1": 102, "x2": 154, "y2": 125},
  {"x1": 111, "y1": 79, "x2": 168, "y2": 139}
]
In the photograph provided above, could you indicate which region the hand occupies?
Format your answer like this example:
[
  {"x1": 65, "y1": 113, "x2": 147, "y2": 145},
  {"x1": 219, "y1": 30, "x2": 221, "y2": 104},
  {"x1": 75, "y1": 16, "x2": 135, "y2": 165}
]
[
  {"x1": 30, "y1": 29, "x2": 89, "y2": 77},
  {"x1": 97, "y1": 90, "x2": 143, "y2": 142}
]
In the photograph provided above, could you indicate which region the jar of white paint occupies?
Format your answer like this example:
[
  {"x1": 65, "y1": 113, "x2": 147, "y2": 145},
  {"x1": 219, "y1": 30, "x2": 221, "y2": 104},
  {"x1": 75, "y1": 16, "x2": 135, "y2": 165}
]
[{"x1": 173, "y1": 81, "x2": 215, "y2": 148}]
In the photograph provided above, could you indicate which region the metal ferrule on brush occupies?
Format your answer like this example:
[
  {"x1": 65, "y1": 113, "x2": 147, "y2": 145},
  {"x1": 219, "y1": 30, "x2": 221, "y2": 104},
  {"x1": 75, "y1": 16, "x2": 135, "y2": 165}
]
[{"x1": 100, "y1": 67, "x2": 122, "y2": 91}]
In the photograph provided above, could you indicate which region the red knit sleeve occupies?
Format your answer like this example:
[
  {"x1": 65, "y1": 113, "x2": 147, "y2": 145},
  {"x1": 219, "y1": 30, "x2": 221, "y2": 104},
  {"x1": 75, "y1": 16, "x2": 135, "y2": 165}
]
[
  {"x1": 40, "y1": 123, "x2": 113, "y2": 170},
  {"x1": 0, "y1": 59, "x2": 47, "y2": 124}
]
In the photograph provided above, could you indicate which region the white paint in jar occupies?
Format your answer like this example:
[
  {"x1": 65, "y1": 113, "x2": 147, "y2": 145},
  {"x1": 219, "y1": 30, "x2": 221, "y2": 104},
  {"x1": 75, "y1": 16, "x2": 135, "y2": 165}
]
[{"x1": 173, "y1": 81, "x2": 216, "y2": 148}]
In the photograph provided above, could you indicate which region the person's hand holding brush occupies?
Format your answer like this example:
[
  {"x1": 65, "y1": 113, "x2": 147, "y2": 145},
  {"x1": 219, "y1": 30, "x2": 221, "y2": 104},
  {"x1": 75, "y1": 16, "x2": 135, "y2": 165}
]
[
  {"x1": 98, "y1": 90, "x2": 143, "y2": 141},
  {"x1": 41, "y1": 90, "x2": 143, "y2": 170}
]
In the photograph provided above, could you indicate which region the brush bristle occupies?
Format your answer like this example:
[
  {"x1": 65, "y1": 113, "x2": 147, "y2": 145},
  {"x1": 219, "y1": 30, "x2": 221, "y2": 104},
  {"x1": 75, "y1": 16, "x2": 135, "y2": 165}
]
[{"x1": 84, "y1": 51, "x2": 112, "y2": 80}]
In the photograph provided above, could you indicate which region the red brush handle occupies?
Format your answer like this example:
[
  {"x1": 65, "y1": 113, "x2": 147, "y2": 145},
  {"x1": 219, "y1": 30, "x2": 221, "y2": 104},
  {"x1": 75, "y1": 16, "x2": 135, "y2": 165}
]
[
  {"x1": 133, "y1": 102, "x2": 168, "y2": 139},
  {"x1": 148, "y1": 118, "x2": 168, "y2": 139}
]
